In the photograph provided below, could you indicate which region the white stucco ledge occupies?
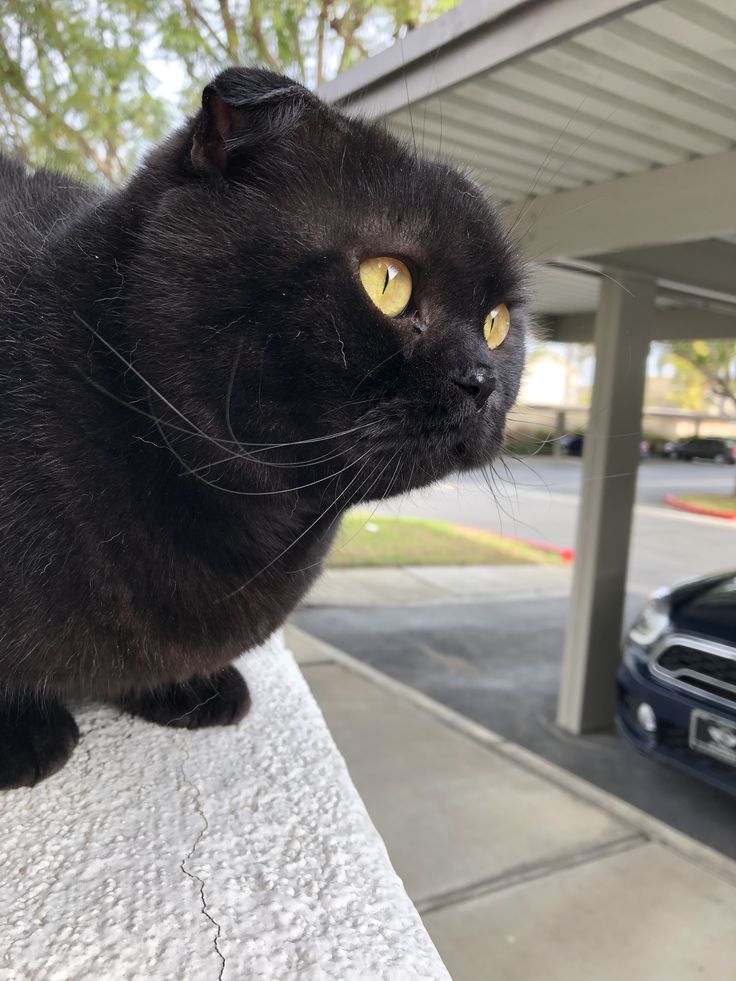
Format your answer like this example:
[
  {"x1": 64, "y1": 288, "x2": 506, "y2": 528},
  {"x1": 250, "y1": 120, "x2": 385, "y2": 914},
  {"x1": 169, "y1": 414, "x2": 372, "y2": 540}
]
[{"x1": 0, "y1": 632, "x2": 449, "y2": 981}]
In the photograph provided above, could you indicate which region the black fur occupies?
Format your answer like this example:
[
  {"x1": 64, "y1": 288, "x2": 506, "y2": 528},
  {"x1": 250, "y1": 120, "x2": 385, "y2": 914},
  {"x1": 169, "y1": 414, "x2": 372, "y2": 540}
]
[{"x1": 0, "y1": 68, "x2": 528, "y2": 787}]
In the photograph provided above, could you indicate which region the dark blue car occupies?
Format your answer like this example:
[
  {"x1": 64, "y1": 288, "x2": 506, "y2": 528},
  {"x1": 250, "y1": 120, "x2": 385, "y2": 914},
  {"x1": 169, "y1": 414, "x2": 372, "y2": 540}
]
[{"x1": 617, "y1": 570, "x2": 736, "y2": 796}]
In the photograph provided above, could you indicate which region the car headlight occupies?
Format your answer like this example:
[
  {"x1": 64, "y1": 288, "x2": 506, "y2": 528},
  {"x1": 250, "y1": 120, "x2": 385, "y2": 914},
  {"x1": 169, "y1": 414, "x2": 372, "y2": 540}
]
[{"x1": 629, "y1": 589, "x2": 671, "y2": 648}]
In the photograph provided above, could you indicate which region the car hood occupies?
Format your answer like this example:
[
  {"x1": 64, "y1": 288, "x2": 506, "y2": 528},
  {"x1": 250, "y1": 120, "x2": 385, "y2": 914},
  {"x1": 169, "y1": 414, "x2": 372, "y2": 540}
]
[{"x1": 673, "y1": 574, "x2": 736, "y2": 645}]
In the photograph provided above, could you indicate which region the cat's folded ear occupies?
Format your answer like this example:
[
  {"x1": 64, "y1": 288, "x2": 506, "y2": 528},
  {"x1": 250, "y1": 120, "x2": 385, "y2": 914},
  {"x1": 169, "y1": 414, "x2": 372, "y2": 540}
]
[{"x1": 190, "y1": 67, "x2": 314, "y2": 177}]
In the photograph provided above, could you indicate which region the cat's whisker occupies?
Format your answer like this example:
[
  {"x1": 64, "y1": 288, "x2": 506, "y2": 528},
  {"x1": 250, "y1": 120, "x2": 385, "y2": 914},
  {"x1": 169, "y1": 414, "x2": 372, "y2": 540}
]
[
  {"x1": 78, "y1": 370, "x2": 219, "y2": 445},
  {"x1": 225, "y1": 333, "x2": 248, "y2": 452},
  {"x1": 286, "y1": 448, "x2": 402, "y2": 576},
  {"x1": 220, "y1": 449, "x2": 381, "y2": 600},
  {"x1": 153, "y1": 408, "x2": 378, "y2": 498},
  {"x1": 74, "y1": 313, "x2": 235, "y2": 456},
  {"x1": 242, "y1": 421, "x2": 376, "y2": 454},
  {"x1": 77, "y1": 325, "x2": 377, "y2": 470},
  {"x1": 184, "y1": 431, "x2": 372, "y2": 476}
]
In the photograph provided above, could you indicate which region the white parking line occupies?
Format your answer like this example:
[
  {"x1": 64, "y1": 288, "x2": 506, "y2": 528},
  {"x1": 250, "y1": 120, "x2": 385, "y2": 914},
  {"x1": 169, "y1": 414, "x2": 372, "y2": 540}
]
[{"x1": 502, "y1": 488, "x2": 736, "y2": 530}]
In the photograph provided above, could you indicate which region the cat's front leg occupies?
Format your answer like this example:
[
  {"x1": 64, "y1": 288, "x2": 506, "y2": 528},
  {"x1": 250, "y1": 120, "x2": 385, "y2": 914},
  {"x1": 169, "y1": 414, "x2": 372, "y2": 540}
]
[
  {"x1": 117, "y1": 665, "x2": 250, "y2": 729},
  {"x1": 0, "y1": 693, "x2": 80, "y2": 789}
]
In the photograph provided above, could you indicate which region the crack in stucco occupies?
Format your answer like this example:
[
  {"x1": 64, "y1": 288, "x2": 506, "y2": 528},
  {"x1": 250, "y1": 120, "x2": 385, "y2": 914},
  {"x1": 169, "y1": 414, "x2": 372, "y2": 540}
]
[{"x1": 179, "y1": 752, "x2": 226, "y2": 981}]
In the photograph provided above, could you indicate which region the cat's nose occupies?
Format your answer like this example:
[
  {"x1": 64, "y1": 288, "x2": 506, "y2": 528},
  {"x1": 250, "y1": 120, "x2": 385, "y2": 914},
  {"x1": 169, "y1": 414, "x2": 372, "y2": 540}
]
[{"x1": 450, "y1": 366, "x2": 496, "y2": 411}]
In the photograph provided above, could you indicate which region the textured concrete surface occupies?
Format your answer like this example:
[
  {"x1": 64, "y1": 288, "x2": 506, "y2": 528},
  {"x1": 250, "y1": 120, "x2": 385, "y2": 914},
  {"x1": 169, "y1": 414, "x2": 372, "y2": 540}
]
[
  {"x1": 0, "y1": 634, "x2": 448, "y2": 981},
  {"x1": 423, "y1": 843, "x2": 736, "y2": 981},
  {"x1": 303, "y1": 663, "x2": 637, "y2": 905}
]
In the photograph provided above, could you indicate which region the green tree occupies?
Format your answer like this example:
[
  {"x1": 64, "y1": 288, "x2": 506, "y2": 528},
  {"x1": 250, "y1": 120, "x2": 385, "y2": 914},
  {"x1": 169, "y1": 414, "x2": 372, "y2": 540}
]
[
  {"x1": 0, "y1": 1, "x2": 170, "y2": 182},
  {"x1": 665, "y1": 340, "x2": 736, "y2": 416},
  {"x1": 0, "y1": 0, "x2": 457, "y2": 183}
]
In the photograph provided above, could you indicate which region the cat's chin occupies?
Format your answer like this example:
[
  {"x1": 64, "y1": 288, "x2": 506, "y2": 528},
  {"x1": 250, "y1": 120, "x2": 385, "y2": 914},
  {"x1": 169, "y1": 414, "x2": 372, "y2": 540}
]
[
  {"x1": 450, "y1": 432, "x2": 504, "y2": 473},
  {"x1": 352, "y1": 422, "x2": 505, "y2": 504}
]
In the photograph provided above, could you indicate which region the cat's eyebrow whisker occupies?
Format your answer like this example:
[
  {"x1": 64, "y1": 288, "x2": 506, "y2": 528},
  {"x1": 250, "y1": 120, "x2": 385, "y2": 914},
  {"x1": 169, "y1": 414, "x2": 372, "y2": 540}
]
[{"x1": 505, "y1": 96, "x2": 589, "y2": 244}]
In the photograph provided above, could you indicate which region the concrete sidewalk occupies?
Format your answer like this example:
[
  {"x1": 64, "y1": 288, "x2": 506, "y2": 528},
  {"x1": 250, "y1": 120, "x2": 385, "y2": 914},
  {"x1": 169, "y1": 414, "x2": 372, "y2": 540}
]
[
  {"x1": 304, "y1": 564, "x2": 573, "y2": 606},
  {"x1": 287, "y1": 624, "x2": 736, "y2": 980}
]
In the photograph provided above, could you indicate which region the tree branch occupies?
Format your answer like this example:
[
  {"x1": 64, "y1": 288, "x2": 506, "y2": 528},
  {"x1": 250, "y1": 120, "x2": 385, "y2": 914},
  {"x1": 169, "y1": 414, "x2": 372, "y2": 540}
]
[
  {"x1": 316, "y1": 0, "x2": 328, "y2": 85},
  {"x1": 184, "y1": 0, "x2": 230, "y2": 59},
  {"x1": 672, "y1": 349, "x2": 736, "y2": 412},
  {"x1": 0, "y1": 39, "x2": 114, "y2": 180},
  {"x1": 217, "y1": 0, "x2": 239, "y2": 60},
  {"x1": 249, "y1": 0, "x2": 281, "y2": 71}
]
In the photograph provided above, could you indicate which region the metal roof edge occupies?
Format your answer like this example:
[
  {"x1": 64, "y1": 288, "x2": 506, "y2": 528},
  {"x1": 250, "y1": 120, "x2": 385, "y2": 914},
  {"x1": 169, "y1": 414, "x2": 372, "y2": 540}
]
[
  {"x1": 317, "y1": 0, "x2": 530, "y2": 104},
  {"x1": 318, "y1": 0, "x2": 658, "y2": 114}
]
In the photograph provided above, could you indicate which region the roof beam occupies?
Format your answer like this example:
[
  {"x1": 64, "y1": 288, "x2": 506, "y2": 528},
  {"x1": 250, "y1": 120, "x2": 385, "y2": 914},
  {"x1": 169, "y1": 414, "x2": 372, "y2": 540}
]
[
  {"x1": 507, "y1": 149, "x2": 736, "y2": 261},
  {"x1": 586, "y1": 242, "x2": 736, "y2": 299},
  {"x1": 318, "y1": 0, "x2": 654, "y2": 116},
  {"x1": 547, "y1": 306, "x2": 736, "y2": 343}
]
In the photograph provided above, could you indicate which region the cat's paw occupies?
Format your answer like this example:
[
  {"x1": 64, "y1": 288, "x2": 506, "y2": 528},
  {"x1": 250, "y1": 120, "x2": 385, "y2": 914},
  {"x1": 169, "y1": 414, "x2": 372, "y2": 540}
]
[
  {"x1": 0, "y1": 698, "x2": 79, "y2": 789},
  {"x1": 119, "y1": 665, "x2": 251, "y2": 729}
]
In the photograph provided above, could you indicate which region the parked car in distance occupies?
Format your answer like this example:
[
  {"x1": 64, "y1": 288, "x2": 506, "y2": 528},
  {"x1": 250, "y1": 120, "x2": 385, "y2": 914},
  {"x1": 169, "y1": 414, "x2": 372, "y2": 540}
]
[
  {"x1": 559, "y1": 432, "x2": 584, "y2": 457},
  {"x1": 665, "y1": 437, "x2": 736, "y2": 464},
  {"x1": 560, "y1": 433, "x2": 650, "y2": 459},
  {"x1": 617, "y1": 570, "x2": 736, "y2": 796}
]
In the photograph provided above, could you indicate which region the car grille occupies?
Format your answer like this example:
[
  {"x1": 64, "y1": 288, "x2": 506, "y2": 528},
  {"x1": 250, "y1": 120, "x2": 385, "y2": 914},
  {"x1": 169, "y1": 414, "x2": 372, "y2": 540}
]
[{"x1": 654, "y1": 639, "x2": 736, "y2": 706}]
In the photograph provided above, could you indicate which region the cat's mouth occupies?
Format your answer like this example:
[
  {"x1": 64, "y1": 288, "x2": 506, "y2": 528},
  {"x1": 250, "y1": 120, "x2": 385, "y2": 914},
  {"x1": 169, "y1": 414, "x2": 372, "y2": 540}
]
[{"x1": 338, "y1": 398, "x2": 506, "y2": 505}]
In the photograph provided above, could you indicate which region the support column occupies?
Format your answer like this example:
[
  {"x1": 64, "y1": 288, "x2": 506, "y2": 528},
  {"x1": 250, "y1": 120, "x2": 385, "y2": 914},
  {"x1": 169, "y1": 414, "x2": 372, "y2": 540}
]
[
  {"x1": 553, "y1": 410, "x2": 566, "y2": 457},
  {"x1": 556, "y1": 270, "x2": 655, "y2": 734}
]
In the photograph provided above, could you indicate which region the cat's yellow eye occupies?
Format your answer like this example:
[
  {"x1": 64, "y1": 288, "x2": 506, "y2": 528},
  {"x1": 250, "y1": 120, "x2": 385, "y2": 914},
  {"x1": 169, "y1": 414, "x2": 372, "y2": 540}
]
[
  {"x1": 483, "y1": 303, "x2": 510, "y2": 350},
  {"x1": 359, "y1": 257, "x2": 412, "y2": 318}
]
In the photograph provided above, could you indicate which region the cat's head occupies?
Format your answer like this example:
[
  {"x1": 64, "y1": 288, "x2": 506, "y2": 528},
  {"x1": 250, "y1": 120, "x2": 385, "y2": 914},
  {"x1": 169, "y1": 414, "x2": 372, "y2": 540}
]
[{"x1": 122, "y1": 67, "x2": 529, "y2": 505}]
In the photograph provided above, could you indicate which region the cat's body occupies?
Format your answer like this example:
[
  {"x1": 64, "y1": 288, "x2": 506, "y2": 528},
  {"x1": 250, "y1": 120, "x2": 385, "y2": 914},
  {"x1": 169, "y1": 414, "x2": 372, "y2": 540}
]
[
  {"x1": 0, "y1": 68, "x2": 527, "y2": 787},
  {"x1": 0, "y1": 153, "x2": 333, "y2": 698}
]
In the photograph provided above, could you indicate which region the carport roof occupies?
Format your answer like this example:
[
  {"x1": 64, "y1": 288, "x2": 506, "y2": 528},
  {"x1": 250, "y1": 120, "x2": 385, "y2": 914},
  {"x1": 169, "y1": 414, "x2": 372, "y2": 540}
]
[{"x1": 320, "y1": 0, "x2": 736, "y2": 306}]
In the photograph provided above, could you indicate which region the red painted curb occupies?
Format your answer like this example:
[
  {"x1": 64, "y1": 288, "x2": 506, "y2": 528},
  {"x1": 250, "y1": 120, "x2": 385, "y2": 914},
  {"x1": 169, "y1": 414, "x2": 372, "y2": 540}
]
[
  {"x1": 664, "y1": 495, "x2": 736, "y2": 520},
  {"x1": 460, "y1": 525, "x2": 575, "y2": 563}
]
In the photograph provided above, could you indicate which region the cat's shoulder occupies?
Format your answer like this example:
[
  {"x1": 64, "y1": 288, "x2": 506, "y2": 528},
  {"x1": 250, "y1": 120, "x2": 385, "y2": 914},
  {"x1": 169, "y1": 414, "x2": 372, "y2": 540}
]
[{"x1": 0, "y1": 153, "x2": 102, "y2": 249}]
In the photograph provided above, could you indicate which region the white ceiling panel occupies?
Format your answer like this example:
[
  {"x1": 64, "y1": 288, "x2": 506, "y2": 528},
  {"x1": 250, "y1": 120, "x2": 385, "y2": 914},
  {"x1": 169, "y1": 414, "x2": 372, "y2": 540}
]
[{"x1": 383, "y1": 0, "x2": 736, "y2": 204}]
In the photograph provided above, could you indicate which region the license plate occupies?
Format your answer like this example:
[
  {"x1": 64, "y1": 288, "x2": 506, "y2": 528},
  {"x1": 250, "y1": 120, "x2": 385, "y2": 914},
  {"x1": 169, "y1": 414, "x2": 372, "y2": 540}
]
[{"x1": 689, "y1": 710, "x2": 736, "y2": 767}]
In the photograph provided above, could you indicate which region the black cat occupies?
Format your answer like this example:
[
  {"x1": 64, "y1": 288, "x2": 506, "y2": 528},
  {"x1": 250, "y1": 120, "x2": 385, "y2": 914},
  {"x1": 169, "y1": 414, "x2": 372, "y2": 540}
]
[{"x1": 0, "y1": 68, "x2": 528, "y2": 788}]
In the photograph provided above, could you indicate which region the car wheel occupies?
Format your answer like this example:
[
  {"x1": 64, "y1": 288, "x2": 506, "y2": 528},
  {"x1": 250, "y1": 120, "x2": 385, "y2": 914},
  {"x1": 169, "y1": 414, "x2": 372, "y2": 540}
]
[{"x1": 714, "y1": 453, "x2": 726, "y2": 465}]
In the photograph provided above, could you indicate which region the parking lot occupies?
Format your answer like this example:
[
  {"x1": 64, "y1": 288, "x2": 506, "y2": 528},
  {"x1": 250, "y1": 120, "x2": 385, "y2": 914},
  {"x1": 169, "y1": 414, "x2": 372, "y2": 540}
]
[{"x1": 295, "y1": 457, "x2": 736, "y2": 858}]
